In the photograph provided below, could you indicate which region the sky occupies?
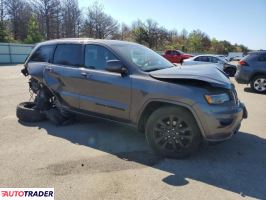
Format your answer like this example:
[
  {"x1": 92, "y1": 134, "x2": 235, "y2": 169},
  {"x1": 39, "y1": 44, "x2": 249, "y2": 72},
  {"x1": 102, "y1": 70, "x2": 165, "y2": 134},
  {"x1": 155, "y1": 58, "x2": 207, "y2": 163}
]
[{"x1": 78, "y1": 0, "x2": 266, "y2": 50}]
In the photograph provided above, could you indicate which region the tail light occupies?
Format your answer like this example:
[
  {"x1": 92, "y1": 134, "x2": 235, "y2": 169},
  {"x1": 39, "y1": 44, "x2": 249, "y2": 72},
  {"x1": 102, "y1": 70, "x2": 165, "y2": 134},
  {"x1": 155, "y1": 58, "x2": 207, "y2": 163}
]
[{"x1": 239, "y1": 60, "x2": 249, "y2": 66}]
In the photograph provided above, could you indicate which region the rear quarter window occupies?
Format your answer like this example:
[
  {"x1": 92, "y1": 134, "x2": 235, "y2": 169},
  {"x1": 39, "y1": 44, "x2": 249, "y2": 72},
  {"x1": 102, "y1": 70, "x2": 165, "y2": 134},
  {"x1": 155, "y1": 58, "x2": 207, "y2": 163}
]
[{"x1": 30, "y1": 45, "x2": 55, "y2": 62}]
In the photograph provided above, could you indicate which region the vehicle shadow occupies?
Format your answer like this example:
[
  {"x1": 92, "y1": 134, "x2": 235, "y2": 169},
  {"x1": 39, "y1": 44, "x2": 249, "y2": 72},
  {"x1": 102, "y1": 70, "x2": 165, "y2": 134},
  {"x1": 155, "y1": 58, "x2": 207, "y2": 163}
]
[
  {"x1": 244, "y1": 87, "x2": 266, "y2": 95},
  {"x1": 19, "y1": 117, "x2": 266, "y2": 199}
]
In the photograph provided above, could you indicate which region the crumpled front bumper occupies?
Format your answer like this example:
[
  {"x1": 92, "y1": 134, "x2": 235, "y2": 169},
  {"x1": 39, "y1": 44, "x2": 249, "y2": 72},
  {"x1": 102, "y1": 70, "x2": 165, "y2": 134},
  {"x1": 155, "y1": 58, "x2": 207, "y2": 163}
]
[{"x1": 193, "y1": 101, "x2": 248, "y2": 141}]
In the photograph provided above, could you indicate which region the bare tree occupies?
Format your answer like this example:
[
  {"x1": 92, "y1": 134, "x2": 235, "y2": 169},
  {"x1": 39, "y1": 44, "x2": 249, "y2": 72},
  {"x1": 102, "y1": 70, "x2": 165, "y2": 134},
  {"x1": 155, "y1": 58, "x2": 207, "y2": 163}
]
[
  {"x1": 33, "y1": 0, "x2": 61, "y2": 39},
  {"x1": 145, "y1": 19, "x2": 159, "y2": 48},
  {"x1": 82, "y1": 2, "x2": 119, "y2": 39},
  {"x1": 5, "y1": 0, "x2": 32, "y2": 40},
  {"x1": 61, "y1": 0, "x2": 81, "y2": 37},
  {"x1": 120, "y1": 23, "x2": 131, "y2": 40},
  {"x1": 0, "y1": 0, "x2": 6, "y2": 22}
]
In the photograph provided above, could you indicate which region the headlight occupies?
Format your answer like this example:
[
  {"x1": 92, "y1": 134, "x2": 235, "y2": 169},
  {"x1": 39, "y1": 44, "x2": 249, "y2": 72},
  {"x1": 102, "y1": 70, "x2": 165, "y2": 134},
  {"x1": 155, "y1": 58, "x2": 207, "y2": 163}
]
[{"x1": 204, "y1": 93, "x2": 230, "y2": 104}]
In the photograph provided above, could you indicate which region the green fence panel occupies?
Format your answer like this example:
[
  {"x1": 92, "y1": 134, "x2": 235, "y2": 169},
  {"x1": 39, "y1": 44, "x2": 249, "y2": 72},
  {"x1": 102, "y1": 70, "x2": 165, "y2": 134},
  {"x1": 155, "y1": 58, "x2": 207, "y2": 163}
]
[{"x1": 0, "y1": 43, "x2": 35, "y2": 64}]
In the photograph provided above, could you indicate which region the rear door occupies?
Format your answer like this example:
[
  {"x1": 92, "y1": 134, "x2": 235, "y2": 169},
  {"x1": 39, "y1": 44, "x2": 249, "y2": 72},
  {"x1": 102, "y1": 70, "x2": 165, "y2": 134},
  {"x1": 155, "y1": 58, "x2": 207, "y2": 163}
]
[
  {"x1": 79, "y1": 44, "x2": 131, "y2": 120},
  {"x1": 257, "y1": 53, "x2": 266, "y2": 73},
  {"x1": 43, "y1": 43, "x2": 83, "y2": 109},
  {"x1": 27, "y1": 45, "x2": 55, "y2": 82}
]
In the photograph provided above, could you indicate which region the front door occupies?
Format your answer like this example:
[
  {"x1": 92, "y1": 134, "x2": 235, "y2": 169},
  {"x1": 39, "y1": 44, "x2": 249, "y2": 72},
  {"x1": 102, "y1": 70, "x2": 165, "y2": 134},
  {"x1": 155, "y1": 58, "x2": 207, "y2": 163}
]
[{"x1": 79, "y1": 44, "x2": 131, "y2": 120}]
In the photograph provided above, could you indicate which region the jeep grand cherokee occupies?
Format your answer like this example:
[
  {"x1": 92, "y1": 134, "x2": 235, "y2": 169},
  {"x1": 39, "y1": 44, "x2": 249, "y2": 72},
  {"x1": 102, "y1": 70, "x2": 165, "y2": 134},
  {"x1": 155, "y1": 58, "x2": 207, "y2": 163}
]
[{"x1": 18, "y1": 39, "x2": 247, "y2": 158}]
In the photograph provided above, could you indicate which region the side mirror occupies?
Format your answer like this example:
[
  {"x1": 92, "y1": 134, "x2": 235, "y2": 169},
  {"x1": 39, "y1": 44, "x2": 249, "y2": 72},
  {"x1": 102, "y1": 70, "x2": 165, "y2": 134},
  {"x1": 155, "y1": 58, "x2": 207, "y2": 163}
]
[{"x1": 105, "y1": 60, "x2": 128, "y2": 76}]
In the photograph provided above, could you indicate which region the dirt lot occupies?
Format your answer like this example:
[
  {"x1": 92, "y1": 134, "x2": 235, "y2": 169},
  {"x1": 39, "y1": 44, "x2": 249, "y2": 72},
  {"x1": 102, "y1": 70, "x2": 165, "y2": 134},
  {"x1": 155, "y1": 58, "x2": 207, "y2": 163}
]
[{"x1": 0, "y1": 65, "x2": 266, "y2": 200}]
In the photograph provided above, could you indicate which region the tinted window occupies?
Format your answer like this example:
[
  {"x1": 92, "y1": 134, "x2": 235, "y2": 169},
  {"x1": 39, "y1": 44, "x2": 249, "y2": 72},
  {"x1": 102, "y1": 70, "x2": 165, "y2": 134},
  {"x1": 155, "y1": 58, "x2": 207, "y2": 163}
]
[
  {"x1": 30, "y1": 45, "x2": 55, "y2": 62},
  {"x1": 171, "y1": 51, "x2": 176, "y2": 55},
  {"x1": 53, "y1": 44, "x2": 82, "y2": 66},
  {"x1": 258, "y1": 53, "x2": 266, "y2": 62},
  {"x1": 209, "y1": 56, "x2": 219, "y2": 63},
  {"x1": 85, "y1": 45, "x2": 118, "y2": 70},
  {"x1": 195, "y1": 56, "x2": 209, "y2": 62},
  {"x1": 172, "y1": 51, "x2": 180, "y2": 55}
]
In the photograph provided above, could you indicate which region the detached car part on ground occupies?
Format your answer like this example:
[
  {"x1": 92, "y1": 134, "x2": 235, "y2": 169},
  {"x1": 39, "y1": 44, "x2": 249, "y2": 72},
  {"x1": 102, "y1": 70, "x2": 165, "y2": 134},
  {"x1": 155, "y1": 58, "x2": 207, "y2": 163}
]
[{"x1": 18, "y1": 39, "x2": 247, "y2": 158}]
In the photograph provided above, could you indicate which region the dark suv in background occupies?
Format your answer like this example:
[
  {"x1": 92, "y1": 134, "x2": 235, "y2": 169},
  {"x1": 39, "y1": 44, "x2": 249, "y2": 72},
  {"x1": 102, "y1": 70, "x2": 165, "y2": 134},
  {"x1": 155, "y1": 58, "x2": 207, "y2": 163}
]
[
  {"x1": 18, "y1": 39, "x2": 247, "y2": 158},
  {"x1": 235, "y1": 50, "x2": 266, "y2": 93}
]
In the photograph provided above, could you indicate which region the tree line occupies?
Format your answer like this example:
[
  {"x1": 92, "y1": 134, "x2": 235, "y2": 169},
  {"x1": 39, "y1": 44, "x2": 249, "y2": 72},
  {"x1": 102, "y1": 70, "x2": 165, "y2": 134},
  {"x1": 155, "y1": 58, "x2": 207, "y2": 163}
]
[{"x1": 0, "y1": 0, "x2": 249, "y2": 54}]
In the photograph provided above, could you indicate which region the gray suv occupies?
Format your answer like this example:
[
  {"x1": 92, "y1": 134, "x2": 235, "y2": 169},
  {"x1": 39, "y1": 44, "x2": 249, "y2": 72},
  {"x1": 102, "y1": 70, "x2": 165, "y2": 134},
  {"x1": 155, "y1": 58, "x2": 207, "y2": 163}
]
[
  {"x1": 235, "y1": 50, "x2": 266, "y2": 93},
  {"x1": 18, "y1": 39, "x2": 247, "y2": 158}
]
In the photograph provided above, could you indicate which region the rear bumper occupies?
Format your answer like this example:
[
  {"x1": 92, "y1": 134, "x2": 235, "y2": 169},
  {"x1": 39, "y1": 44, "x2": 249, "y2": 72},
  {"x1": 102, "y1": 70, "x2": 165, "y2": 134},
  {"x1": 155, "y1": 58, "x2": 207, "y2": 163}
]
[{"x1": 193, "y1": 102, "x2": 247, "y2": 141}]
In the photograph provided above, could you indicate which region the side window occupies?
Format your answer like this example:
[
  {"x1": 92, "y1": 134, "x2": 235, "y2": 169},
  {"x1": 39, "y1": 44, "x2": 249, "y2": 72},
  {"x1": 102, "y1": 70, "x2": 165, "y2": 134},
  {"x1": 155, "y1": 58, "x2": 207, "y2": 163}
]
[
  {"x1": 210, "y1": 57, "x2": 219, "y2": 63},
  {"x1": 201, "y1": 56, "x2": 209, "y2": 62},
  {"x1": 85, "y1": 45, "x2": 118, "y2": 70},
  {"x1": 174, "y1": 51, "x2": 181, "y2": 55},
  {"x1": 53, "y1": 44, "x2": 82, "y2": 66},
  {"x1": 165, "y1": 50, "x2": 171, "y2": 55},
  {"x1": 171, "y1": 51, "x2": 177, "y2": 55},
  {"x1": 30, "y1": 45, "x2": 55, "y2": 62},
  {"x1": 195, "y1": 56, "x2": 202, "y2": 61},
  {"x1": 258, "y1": 54, "x2": 266, "y2": 62}
]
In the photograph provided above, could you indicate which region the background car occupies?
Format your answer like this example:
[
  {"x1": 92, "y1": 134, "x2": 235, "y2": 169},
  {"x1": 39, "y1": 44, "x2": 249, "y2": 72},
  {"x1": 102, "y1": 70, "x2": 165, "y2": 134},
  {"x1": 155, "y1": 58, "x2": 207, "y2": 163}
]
[
  {"x1": 182, "y1": 55, "x2": 237, "y2": 76},
  {"x1": 235, "y1": 50, "x2": 266, "y2": 93},
  {"x1": 217, "y1": 55, "x2": 229, "y2": 62},
  {"x1": 230, "y1": 56, "x2": 243, "y2": 61},
  {"x1": 228, "y1": 52, "x2": 243, "y2": 61},
  {"x1": 162, "y1": 50, "x2": 193, "y2": 63}
]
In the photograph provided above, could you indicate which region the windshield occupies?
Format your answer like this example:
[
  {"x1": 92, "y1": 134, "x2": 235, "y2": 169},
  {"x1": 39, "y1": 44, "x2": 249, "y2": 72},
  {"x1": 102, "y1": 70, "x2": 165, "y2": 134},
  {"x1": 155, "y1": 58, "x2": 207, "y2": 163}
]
[{"x1": 111, "y1": 43, "x2": 173, "y2": 72}]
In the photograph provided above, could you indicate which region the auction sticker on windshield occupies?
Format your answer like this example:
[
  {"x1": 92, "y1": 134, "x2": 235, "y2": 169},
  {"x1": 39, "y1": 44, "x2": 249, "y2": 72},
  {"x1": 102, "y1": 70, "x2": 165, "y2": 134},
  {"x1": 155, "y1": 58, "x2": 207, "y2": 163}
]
[{"x1": 0, "y1": 188, "x2": 54, "y2": 200}]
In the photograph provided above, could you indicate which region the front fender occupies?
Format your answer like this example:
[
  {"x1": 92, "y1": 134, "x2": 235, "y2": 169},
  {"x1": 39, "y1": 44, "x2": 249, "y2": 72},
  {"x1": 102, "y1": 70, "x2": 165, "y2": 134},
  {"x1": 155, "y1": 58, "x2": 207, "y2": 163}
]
[{"x1": 135, "y1": 98, "x2": 206, "y2": 138}]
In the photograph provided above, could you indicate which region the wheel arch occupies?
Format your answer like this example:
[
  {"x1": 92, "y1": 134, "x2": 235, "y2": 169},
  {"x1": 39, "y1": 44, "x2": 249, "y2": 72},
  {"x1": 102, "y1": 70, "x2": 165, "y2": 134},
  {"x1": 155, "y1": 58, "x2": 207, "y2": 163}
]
[
  {"x1": 250, "y1": 72, "x2": 266, "y2": 82},
  {"x1": 137, "y1": 100, "x2": 205, "y2": 137}
]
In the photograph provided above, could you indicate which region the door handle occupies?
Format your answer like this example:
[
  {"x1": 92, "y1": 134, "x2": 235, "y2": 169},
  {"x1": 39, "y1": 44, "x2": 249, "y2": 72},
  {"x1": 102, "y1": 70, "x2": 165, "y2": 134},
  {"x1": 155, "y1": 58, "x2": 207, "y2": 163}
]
[
  {"x1": 80, "y1": 72, "x2": 92, "y2": 78},
  {"x1": 46, "y1": 67, "x2": 53, "y2": 72}
]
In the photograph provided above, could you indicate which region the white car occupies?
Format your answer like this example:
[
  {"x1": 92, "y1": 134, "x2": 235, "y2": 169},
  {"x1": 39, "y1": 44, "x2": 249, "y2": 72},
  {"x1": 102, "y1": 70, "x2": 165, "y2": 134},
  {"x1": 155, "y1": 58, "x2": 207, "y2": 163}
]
[
  {"x1": 182, "y1": 54, "x2": 237, "y2": 76},
  {"x1": 182, "y1": 55, "x2": 224, "y2": 70},
  {"x1": 217, "y1": 55, "x2": 229, "y2": 62}
]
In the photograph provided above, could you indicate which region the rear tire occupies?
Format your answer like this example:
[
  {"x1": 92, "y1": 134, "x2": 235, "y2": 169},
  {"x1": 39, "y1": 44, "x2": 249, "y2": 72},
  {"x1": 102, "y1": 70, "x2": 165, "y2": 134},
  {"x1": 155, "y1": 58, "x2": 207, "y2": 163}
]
[
  {"x1": 16, "y1": 102, "x2": 46, "y2": 122},
  {"x1": 145, "y1": 106, "x2": 202, "y2": 159},
  {"x1": 251, "y1": 75, "x2": 266, "y2": 93}
]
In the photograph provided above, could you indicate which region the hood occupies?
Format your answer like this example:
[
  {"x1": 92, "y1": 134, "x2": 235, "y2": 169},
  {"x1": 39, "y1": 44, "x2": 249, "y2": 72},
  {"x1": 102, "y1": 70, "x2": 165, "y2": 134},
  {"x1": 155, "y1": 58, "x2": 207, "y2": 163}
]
[{"x1": 149, "y1": 64, "x2": 232, "y2": 89}]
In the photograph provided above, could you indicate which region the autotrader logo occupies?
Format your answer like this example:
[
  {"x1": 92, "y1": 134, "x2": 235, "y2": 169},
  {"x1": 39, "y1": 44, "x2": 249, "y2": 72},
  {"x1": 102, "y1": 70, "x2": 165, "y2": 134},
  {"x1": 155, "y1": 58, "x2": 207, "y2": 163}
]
[{"x1": 0, "y1": 188, "x2": 54, "y2": 200}]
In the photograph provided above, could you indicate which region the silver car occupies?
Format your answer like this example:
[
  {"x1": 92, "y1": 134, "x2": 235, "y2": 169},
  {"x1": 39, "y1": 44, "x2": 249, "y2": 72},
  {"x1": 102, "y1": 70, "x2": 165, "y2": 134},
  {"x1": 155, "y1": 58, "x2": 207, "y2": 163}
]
[{"x1": 183, "y1": 54, "x2": 237, "y2": 76}]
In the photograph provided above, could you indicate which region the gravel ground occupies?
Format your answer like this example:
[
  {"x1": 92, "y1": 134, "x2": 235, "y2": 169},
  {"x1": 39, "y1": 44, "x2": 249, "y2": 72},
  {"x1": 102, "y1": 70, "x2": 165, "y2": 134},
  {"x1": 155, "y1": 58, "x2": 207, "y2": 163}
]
[{"x1": 0, "y1": 65, "x2": 266, "y2": 200}]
